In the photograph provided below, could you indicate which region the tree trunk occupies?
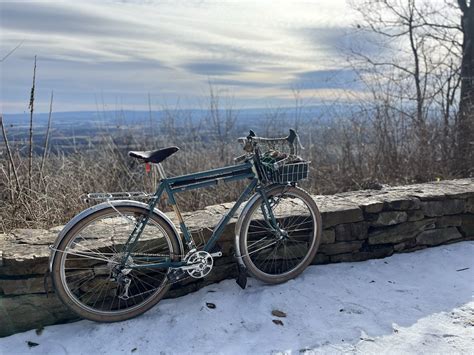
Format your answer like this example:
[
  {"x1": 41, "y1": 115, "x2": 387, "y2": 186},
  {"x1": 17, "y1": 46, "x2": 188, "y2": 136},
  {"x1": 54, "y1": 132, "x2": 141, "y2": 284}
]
[{"x1": 457, "y1": 0, "x2": 474, "y2": 176}]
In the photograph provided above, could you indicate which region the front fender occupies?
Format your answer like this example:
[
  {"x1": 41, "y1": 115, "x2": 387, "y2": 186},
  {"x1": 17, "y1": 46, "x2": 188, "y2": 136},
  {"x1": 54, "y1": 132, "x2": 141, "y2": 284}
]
[
  {"x1": 234, "y1": 190, "x2": 263, "y2": 266},
  {"x1": 49, "y1": 200, "x2": 183, "y2": 271},
  {"x1": 234, "y1": 184, "x2": 286, "y2": 266}
]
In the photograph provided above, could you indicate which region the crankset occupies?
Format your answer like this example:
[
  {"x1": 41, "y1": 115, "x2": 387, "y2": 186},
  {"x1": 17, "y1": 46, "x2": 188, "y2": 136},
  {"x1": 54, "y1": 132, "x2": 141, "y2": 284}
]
[{"x1": 167, "y1": 248, "x2": 222, "y2": 282}]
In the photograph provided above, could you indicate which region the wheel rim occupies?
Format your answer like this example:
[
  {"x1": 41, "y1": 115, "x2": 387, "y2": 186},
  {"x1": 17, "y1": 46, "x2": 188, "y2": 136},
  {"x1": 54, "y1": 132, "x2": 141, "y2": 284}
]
[
  {"x1": 59, "y1": 209, "x2": 173, "y2": 315},
  {"x1": 243, "y1": 190, "x2": 317, "y2": 277}
]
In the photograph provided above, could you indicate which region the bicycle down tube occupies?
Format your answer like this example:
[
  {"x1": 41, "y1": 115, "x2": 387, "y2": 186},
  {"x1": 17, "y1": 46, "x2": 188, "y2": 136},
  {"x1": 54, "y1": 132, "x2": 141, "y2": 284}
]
[{"x1": 121, "y1": 161, "x2": 257, "y2": 270}]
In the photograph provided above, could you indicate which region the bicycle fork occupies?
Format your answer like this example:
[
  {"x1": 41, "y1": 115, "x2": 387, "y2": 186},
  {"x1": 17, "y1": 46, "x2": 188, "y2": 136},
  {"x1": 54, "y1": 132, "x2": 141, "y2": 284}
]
[{"x1": 258, "y1": 187, "x2": 281, "y2": 235}]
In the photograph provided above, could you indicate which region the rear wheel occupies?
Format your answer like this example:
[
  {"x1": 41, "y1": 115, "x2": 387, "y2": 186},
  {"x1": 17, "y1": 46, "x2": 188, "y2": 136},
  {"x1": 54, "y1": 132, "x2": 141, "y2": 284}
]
[
  {"x1": 51, "y1": 205, "x2": 180, "y2": 322},
  {"x1": 239, "y1": 185, "x2": 321, "y2": 284}
]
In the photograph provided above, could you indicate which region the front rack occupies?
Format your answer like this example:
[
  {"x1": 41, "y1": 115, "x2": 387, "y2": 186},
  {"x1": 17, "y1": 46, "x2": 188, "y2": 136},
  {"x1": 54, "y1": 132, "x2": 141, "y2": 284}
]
[{"x1": 84, "y1": 191, "x2": 152, "y2": 203}]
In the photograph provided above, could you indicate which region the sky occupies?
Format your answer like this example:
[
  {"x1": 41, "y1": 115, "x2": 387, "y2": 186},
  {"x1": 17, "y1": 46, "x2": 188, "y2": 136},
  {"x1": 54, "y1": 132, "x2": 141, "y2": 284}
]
[{"x1": 0, "y1": 0, "x2": 365, "y2": 113}]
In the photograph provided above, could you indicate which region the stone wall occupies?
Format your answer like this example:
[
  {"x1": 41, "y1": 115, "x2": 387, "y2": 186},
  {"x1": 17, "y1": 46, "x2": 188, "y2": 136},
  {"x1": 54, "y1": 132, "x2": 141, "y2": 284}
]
[{"x1": 1, "y1": 178, "x2": 473, "y2": 337}]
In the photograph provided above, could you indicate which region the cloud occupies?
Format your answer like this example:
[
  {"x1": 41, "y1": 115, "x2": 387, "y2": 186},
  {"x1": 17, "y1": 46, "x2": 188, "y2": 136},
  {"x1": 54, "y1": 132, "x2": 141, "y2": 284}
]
[
  {"x1": 0, "y1": 0, "x2": 365, "y2": 113},
  {"x1": 297, "y1": 26, "x2": 385, "y2": 57},
  {"x1": 182, "y1": 62, "x2": 245, "y2": 76},
  {"x1": 0, "y1": 2, "x2": 149, "y2": 39},
  {"x1": 210, "y1": 79, "x2": 274, "y2": 88},
  {"x1": 289, "y1": 69, "x2": 360, "y2": 90}
]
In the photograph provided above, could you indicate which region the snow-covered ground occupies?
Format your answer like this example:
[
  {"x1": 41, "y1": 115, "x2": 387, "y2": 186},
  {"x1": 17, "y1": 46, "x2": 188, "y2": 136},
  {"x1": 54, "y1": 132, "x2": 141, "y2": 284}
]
[{"x1": 1, "y1": 242, "x2": 473, "y2": 355}]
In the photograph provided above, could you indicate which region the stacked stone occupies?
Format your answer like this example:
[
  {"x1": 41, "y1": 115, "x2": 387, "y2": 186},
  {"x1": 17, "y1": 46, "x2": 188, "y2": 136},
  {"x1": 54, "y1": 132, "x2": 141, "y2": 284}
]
[
  {"x1": 0, "y1": 178, "x2": 473, "y2": 337},
  {"x1": 313, "y1": 179, "x2": 474, "y2": 264}
]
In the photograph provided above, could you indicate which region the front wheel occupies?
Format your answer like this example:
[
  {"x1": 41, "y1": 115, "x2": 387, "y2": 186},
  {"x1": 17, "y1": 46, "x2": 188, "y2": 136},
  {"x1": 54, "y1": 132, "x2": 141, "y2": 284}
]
[
  {"x1": 239, "y1": 185, "x2": 322, "y2": 284},
  {"x1": 51, "y1": 205, "x2": 180, "y2": 322}
]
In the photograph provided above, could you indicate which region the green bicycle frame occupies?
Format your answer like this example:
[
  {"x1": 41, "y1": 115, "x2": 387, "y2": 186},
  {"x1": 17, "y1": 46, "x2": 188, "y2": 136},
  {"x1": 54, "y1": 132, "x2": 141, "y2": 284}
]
[{"x1": 120, "y1": 161, "x2": 274, "y2": 270}]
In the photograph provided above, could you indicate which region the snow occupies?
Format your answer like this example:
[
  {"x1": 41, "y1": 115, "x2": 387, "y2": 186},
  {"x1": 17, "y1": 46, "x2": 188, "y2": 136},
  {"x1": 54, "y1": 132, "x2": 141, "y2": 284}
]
[{"x1": 1, "y1": 242, "x2": 473, "y2": 354}]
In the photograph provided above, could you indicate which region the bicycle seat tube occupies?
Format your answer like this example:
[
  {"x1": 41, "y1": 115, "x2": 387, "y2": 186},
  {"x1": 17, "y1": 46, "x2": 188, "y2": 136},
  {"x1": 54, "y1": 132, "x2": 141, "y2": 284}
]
[{"x1": 157, "y1": 162, "x2": 194, "y2": 249}]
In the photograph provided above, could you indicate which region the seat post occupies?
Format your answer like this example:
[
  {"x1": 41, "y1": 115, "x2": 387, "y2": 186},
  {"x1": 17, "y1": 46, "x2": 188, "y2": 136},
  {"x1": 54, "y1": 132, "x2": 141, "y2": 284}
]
[{"x1": 157, "y1": 163, "x2": 167, "y2": 179}]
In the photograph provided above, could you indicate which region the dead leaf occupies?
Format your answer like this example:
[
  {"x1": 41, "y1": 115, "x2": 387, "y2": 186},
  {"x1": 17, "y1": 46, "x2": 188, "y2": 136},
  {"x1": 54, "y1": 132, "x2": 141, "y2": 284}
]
[
  {"x1": 272, "y1": 310, "x2": 287, "y2": 318},
  {"x1": 26, "y1": 341, "x2": 39, "y2": 348}
]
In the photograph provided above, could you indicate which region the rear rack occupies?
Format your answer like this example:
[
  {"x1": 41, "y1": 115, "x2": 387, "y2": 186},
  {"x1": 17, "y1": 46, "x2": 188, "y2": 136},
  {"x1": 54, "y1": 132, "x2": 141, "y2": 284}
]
[{"x1": 84, "y1": 191, "x2": 152, "y2": 203}]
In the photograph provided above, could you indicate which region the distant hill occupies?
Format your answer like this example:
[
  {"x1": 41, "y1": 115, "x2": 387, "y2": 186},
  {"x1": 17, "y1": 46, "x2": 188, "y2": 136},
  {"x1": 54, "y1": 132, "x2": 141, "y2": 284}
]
[{"x1": 1, "y1": 105, "x2": 352, "y2": 153}]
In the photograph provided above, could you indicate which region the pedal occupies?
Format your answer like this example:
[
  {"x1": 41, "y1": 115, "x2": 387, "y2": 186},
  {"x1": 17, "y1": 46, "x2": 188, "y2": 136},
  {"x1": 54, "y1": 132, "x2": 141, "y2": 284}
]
[
  {"x1": 167, "y1": 269, "x2": 188, "y2": 283},
  {"x1": 236, "y1": 264, "x2": 247, "y2": 289}
]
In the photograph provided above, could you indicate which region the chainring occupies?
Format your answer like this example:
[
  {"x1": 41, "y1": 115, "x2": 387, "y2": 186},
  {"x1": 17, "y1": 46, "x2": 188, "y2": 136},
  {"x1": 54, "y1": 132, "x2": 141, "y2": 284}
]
[{"x1": 185, "y1": 251, "x2": 213, "y2": 279}]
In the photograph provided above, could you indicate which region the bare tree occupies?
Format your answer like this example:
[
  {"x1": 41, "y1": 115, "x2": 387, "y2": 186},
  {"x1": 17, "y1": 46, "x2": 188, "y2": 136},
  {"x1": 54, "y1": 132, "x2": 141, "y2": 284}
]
[
  {"x1": 28, "y1": 55, "x2": 37, "y2": 190},
  {"x1": 206, "y1": 83, "x2": 237, "y2": 161},
  {"x1": 456, "y1": 0, "x2": 474, "y2": 176},
  {"x1": 349, "y1": 0, "x2": 462, "y2": 179}
]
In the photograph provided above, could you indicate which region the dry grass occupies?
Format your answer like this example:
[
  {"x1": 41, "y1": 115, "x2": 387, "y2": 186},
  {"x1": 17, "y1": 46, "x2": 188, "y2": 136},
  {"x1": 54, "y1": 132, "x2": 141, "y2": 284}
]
[{"x1": 0, "y1": 102, "x2": 467, "y2": 233}]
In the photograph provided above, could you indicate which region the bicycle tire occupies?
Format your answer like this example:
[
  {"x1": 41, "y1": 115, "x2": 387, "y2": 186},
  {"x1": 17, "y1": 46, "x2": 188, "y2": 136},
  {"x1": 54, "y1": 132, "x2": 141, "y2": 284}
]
[
  {"x1": 51, "y1": 205, "x2": 180, "y2": 322},
  {"x1": 238, "y1": 185, "x2": 321, "y2": 284}
]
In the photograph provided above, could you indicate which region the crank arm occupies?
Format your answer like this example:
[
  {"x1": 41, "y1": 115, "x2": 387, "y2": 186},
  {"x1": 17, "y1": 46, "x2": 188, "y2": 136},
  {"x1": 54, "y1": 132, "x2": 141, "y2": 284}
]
[{"x1": 177, "y1": 264, "x2": 201, "y2": 271}]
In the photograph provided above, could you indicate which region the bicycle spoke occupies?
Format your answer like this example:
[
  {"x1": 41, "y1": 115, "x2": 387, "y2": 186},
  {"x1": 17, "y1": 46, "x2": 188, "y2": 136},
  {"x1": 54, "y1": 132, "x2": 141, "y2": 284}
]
[
  {"x1": 58, "y1": 207, "x2": 174, "y2": 316},
  {"x1": 243, "y1": 188, "x2": 318, "y2": 278}
]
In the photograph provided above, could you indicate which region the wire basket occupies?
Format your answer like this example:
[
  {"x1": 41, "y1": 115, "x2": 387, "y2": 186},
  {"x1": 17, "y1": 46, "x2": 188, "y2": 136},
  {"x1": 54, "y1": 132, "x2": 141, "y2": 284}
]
[{"x1": 260, "y1": 160, "x2": 310, "y2": 183}]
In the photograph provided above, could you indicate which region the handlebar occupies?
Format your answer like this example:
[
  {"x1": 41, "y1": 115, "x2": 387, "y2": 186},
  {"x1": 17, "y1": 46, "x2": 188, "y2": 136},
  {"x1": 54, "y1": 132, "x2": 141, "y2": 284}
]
[
  {"x1": 237, "y1": 129, "x2": 301, "y2": 151},
  {"x1": 234, "y1": 129, "x2": 303, "y2": 164},
  {"x1": 238, "y1": 129, "x2": 297, "y2": 144}
]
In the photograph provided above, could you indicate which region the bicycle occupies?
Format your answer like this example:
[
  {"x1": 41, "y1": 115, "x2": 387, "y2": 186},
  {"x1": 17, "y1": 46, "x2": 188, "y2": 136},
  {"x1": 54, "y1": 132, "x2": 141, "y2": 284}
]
[{"x1": 49, "y1": 129, "x2": 322, "y2": 322}]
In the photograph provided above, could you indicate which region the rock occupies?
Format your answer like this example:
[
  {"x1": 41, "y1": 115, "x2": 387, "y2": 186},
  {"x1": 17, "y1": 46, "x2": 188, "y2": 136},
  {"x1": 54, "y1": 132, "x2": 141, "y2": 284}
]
[
  {"x1": 416, "y1": 227, "x2": 462, "y2": 246},
  {"x1": 435, "y1": 216, "x2": 462, "y2": 228},
  {"x1": 330, "y1": 246, "x2": 393, "y2": 263},
  {"x1": 466, "y1": 198, "x2": 474, "y2": 214},
  {"x1": 363, "y1": 202, "x2": 384, "y2": 214},
  {"x1": 0, "y1": 233, "x2": 16, "y2": 250},
  {"x1": 393, "y1": 238, "x2": 417, "y2": 252},
  {"x1": 335, "y1": 222, "x2": 368, "y2": 242},
  {"x1": 313, "y1": 196, "x2": 364, "y2": 228},
  {"x1": 0, "y1": 294, "x2": 78, "y2": 337},
  {"x1": 402, "y1": 186, "x2": 446, "y2": 201},
  {"x1": 383, "y1": 196, "x2": 420, "y2": 211},
  {"x1": 399, "y1": 245, "x2": 427, "y2": 253},
  {"x1": 48, "y1": 225, "x2": 64, "y2": 233},
  {"x1": 0, "y1": 244, "x2": 50, "y2": 276},
  {"x1": 320, "y1": 205, "x2": 364, "y2": 227},
  {"x1": 368, "y1": 219, "x2": 435, "y2": 245},
  {"x1": 327, "y1": 191, "x2": 384, "y2": 214},
  {"x1": 321, "y1": 229, "x2": 335, "y2": 244},
  {"x1": 319, "y1": 241, "x2": 363, "y2": 255},
  {"x1": 407, "y1": 210, "x2": 424, "y2": 221},
  {"x1": 0, "y1": 277, "x2": 52, "y2": 295},
  {"x1": 11, "y1": 229, "x2": 57, "y2": 245},
  {"x1": 459, "y1": 214, "x2": 474, "y2": 237},
  {"x1": 311, "y1": 253, "x2": 330, "y2": 264},
  {"x1": 421, "y1": 199, "x2": 465, "y2": 217},
  {"x1": 370, "y1": 211, "x2": 408, "y2": 227}
]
